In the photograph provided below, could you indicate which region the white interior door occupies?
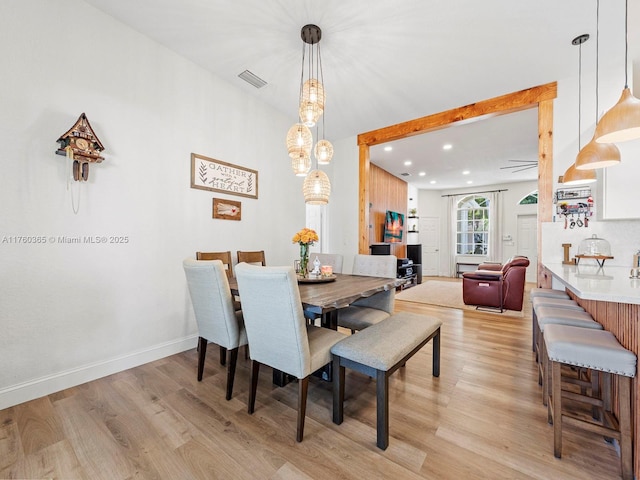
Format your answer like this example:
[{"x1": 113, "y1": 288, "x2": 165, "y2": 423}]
[
  {"x1": 419, "y1": 217, "x2": 440, "y2": 277},
  {"x1": 517, "y1": 214, "x2": 537, "y2": 283}
]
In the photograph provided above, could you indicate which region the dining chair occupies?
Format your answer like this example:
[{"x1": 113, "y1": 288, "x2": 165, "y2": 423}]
[
  {"x1": 337, "y1": 254, "x2": 397, "y2": 332},
  {"x1": 195, "y1": 251, "x2": 233, "y2": 278},
  {"x1": 196, "y1": 251, "x2": 241, "y2": 353},
  {"x1": 307, "y1": 253, "x2": 343, "y2": 274},
  {"x1": 183, "y1": 258, "x2": 248, "y2": 400},
  {"x1": 237, "y1": 250, "x2": 266, "y2": 266},
  {"x1": 235, "y1": 262, "x2": 346, "y2": 442}
]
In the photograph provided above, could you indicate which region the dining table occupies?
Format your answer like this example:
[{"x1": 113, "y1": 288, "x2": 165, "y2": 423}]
[{"x1": 228, "y1": 272, "x2": 406, "y2": 385}]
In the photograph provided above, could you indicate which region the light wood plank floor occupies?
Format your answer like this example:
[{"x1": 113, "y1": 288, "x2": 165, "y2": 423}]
[{"x1": 0, "y1": 289, "x2": 625, "y2": 479}]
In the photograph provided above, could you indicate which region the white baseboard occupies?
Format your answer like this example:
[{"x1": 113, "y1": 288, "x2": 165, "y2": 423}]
[{"x1": 0, "y1": 335, "x2": 198, "y2": 410}]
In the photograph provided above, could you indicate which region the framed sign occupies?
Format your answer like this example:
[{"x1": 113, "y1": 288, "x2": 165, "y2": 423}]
[
  {"x1": 191, "y1": 153, "x2": 258, "y2": 199},
  {"x1": 213, "y1": 198, "x2": 241, "y2": 221}
]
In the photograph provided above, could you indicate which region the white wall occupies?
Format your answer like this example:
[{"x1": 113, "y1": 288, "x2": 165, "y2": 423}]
[
  {"x1": 327, "y1": 136, "x2": 360, "y2": 274},
  {"x1": 0, "y1": 1, "x2": 305, "y2": 408}
]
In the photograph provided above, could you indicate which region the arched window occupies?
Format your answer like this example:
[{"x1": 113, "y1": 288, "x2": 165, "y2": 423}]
[
  {"x1": 456, "y1": 196, "x2": 489, "y2": 255},
  {"x1": 519, "y1": 191, "x2": 538, "y2": 205}
]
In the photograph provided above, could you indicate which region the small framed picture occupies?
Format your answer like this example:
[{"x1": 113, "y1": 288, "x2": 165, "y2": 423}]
[{"x1": 213, "y1": 198, "x2": 241, "y2": 221}]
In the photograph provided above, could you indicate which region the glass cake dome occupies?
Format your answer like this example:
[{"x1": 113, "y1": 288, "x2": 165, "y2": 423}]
[{"x1": 578, "y1": 234, "x2": 612, "y2": 256}]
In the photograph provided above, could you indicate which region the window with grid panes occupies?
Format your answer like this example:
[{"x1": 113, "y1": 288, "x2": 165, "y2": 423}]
[{"x1": 456, "y1": 196, "x2": 489, "y2": 255}]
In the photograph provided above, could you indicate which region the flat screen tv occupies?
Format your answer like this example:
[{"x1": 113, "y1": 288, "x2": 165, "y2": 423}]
[{"x1": 383, "y1": 210, "x2": 404, "y2": 243}]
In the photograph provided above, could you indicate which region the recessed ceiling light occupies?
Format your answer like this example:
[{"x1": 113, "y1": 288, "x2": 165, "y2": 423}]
[
  {"x1": 443, "y1": 144, "x2": 452, "y2": 150},
  {"x1": 430, "y1": 180, "x2": 436, "y2": 184},
  {"x1": 466, "y1": 180, "x2": 473, "y2": 184},
  {"x1": 384, "y1": 146, "x2": 393, "y2": 152},
  {"x1": 404, "y1": 160, "x2": 412, "y2": 166},
  {"x1": 462, "y1": 170, "x2": 470, "y2": 175},
  {"x1": 418, "y1": 172, "x2": 426, "y2": 176}
]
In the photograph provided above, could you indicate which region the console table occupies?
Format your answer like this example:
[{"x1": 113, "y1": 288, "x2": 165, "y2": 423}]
[{"x1": 455, "y1": 261, "x2": 482, "y2": 277}]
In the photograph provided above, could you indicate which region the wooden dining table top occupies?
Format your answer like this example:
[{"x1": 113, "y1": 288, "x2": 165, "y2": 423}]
[{"x1": 228, "y1": 273, "x2": 404, "y2": 315}]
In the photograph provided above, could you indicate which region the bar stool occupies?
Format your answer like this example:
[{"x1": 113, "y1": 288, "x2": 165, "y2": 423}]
[
  {"x1": 535, "y1": 306, "x2": 602, "y2": 405},
  {"x1": 530, "y1": 287, "x2": 570, "y2": 300},
  {"x1": 532, "y1": 296, "x2": 585, "y2": 357},
  {"x1": 530, "y1": 289, "x2": 572, "y2": 353},
  {"x1": 545, "y1": 324, "x2": 637, "y2": 480}
]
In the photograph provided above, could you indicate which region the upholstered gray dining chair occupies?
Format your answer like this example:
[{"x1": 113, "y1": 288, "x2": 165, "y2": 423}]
[
  {"x1": 337, "y1": 254, "x2": 397, "y2": 332},
  {"x1": 183, "y1": 258, "x2": 248, "y2": 400},
  {"x1": 235, "y1": 262, "x2": 347, "y2": 442}
]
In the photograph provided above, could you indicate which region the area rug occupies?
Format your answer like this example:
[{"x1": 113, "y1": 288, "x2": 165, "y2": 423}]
[{"x1": 396, "y1": 279, "x2": 527, "y2": 318}]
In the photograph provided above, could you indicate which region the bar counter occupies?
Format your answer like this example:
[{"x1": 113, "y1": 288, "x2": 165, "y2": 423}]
[
  {"x1": 542, "y1": 262, "x2": 640, "y2": 305},
  {"x1": 543, "y1": 262, "x2": 640, "y2": 477}
]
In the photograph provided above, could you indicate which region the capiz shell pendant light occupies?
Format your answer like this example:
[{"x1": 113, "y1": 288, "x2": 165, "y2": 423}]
[
  {"x1": 303, "y1": 169, "x2": 331, "y2": 204},
  {"x1": 314, "y1": 139, "x2": 334, "y2": 165},
  {"x1": 576, "y1": 0, "x2": 620, "y2": 170},
  {"x1": 291, "y1": 151, "x2": 311, "y2": 177},
  {"x1": 286, "y1": 123, "x2": 312, "y2": 158},
  {"x1": 594, "y1": 0, "x2": 640, "y2": 143}
]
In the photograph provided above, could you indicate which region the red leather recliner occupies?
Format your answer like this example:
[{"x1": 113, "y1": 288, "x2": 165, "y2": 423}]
[{"x1": 462, "y1": 256, "x2": 530, "y2": 312}]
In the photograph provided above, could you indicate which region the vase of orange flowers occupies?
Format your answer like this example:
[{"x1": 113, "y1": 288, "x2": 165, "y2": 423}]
[{"x1": 292, "y1": 227, "x2": 319, "y2": 277}]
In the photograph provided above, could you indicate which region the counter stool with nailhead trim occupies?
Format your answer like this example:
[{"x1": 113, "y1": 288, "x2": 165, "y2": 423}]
[
  {"x1": 532, "y1": 297, "x2": 585, "y2": 358},
  {"x1": 530, "y1": 288, "x2": 572, "y2": 352},
  {"x1": 544, "y1": 324, "x2": 637, "y2": 480},
  {"x1": 530, "y1": 287, "x2": 570, "y2": 300},
  {"x1": 535, "y1": 306, "x2": 602, "y2": 406}
]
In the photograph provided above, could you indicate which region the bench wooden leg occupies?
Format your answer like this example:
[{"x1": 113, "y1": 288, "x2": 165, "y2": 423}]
[
  {"x1": 432, "y1": 329, "x2": 440, "y2": 377},
  {"x1": 376, "y1": 369, "x2": 389, "y2": 450},
  {"x1": 332, "y1": 356, "x2": 344, "y2": 425}
]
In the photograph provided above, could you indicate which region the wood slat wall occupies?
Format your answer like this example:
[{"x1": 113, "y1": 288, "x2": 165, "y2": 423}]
[
  {"x1": 568, "y1": 292, "x2": 640, "y2": 477},
  {"x1": 369, "y1": 163, "x2": 408, "y2": 259}
]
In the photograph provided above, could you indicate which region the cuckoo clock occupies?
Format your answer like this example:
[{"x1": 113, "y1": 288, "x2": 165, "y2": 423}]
[{"x1": 55, "y1": 113, "x2": 105, "y2": 181}]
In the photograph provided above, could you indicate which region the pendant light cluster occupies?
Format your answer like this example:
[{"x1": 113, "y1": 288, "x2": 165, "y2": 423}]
[{"x1": 286, "y1": 24, "x2": 333, "y2": 204}]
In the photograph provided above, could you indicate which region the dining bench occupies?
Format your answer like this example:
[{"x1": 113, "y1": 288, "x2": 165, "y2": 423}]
[{"x1": 331, "y1": 312, "x2": 441, "y2": 449}]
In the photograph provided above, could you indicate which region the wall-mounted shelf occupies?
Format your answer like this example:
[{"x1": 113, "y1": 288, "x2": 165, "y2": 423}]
[
  {"x1": 554, "y1": 186, "x2": 593, "y2": 220},
  {"x1": 407, "y1": 215, "x2": 419, "y2": 235}
]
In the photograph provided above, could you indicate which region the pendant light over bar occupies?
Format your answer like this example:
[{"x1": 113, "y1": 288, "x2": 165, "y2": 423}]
[
  {"x1": 563, "y1": 34, "x2": 596, "y2": 185},
  {"x1": 593, "y1": 0, "x2": 640, "y2": 144},
  {"x1": 576, "y1": 0, "x2": 620, "y2": 170}
]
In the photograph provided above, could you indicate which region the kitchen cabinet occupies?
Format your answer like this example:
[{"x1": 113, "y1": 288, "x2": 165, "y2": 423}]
[{"x1": 599, "y1": 141, "x2": 640, "y2": 220}]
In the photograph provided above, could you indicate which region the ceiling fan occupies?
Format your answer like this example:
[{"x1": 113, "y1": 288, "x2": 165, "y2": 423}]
[{"x1": 499, "y1": 159, "x2": 538, "y2": 173}]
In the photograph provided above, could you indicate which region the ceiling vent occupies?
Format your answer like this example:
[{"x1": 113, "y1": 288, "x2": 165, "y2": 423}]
[
  {"x1": 400, "y1": 172, "x2": 411, "y2": 176},
  {"x1": 238, "y1": 70, "x2": 267, "y2": 89}
]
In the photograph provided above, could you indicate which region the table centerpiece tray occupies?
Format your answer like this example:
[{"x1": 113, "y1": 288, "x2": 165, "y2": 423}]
[{"x1": 297, "y1": 274, "x2": 337, "y2": 283}]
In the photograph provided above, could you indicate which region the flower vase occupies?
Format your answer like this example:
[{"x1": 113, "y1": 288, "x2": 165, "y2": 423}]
[{"x1": 299, "y1": 243, "x2": 309, "y2": 277}]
